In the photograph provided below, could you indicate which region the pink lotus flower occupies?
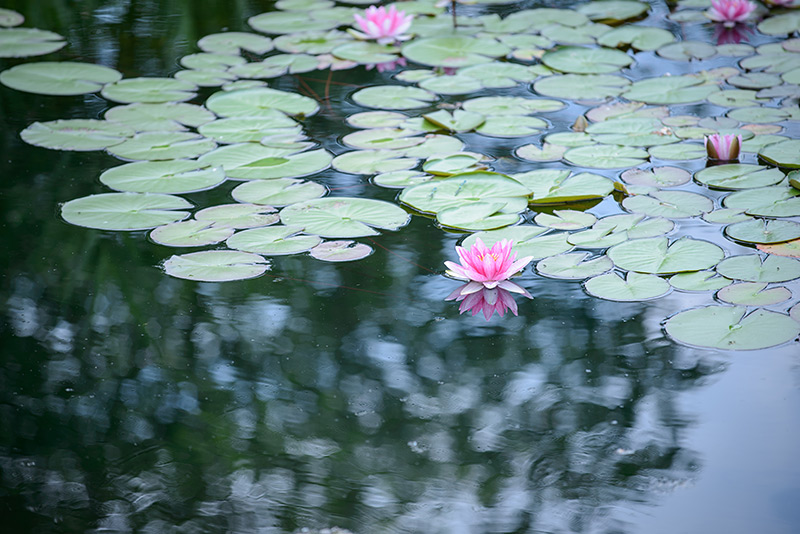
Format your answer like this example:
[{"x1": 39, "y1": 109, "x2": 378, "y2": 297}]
[
  {"x1": 446, "y1": 286, "x2": 524, "y2": 320},
  {"x1": 706, "y1": 0, "x2": 757, "y2": 27},
  {"x1": 445, "y1": 237, "x2": 532, "y2": 290},
  {"x1": 705, "y1": 133, "x2": 742, "y2": 161},
  {"x1": 352, "y1": 5, "x2": 413, "y2": 45}
]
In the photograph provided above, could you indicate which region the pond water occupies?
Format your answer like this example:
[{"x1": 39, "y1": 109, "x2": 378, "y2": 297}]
[{"x1": 1, "y1": 0, "x2": 799, "y2": 533}]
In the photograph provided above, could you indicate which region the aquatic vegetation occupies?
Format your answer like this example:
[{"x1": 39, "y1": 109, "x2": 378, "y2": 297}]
[
  {"x1": 444, "y1": 238, "x2": 533, "y2": 292},
  {"x1": 706, "y1": 0, "x2": 758, "y2": 27},
  {"x1": 351, "y1": 5, "x2": 413, "y2": 45},
  {"x1": 705, "y1": 133, "x2": 743, "y2": 161}
]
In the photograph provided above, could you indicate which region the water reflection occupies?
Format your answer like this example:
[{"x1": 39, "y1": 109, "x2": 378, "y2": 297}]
[{"x1": 713, "y1": 22, "x2": 753, "y2": 45}]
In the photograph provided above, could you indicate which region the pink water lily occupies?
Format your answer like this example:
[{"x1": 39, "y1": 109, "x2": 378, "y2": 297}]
[
  {"x1": 445, "y1": 237, "x2": 533, "y2": 292},
  {"x1": 705, "y1": 133, "x2": 742, "y2": 161},
  {"x1": 707, "y1": 0, "x2": 757, "y2": 27},
  {"x1": 446, "y1": 285, "x2": 525, "y2": 320},
  {"x1": 352, "y1": 5, "x2": 413, "y2": 45}
]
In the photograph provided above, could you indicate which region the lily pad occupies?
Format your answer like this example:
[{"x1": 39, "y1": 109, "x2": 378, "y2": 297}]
[
  {"x1": 401, "y1": 35, "x2": 510, "y2": 68},
  {"x1": 399, "y1": 172, "x2": 530, "y2": 214},
  {"x1": 597, "y1": 25, "x2": 675, "y2": 51},
  {"x1": 648, "y1": 142, "x2": 707, "y2": 161},
  {"x1": 533, "y1": 210, "x2": 597, "y2": 230},
  {"x1": 248, "y1": 10, "x2": 339, "y2": 34},
  {"x1": 463, "y1": 95, "x2": 565, "y2": 116},
  {"x1": 106, "y1": 102, "x2": 216, "y2": 132},
  {"x1": 229, "y1": 54, "x2": 319, "y2": 79},
  {"x1": 197, "y1": 32, "x2": 274, "y2": 55},
  {"x1": 198, "y1": 144, "x2": 332, "y2": 180},
  {"x1": 577, "y1": 0, "x2": 649, "y2": 23},
  {"x1": 198, "y1": 115, "x2": 300, "y2": 144},
  {"x1": 511, "y1": 169, "x2": 614, "y2": 204},
  {"x1": 669, "y1": 271, "x2": 732, "y2": 292},
  {"x1": 584, "y1": 271, "x2": 670, "y2": 301},
  {"x1": 61, "y1": 193, "x2": 192, "y2": 231},
  {"x1": 206, "y1": 87, "x2": 319, "y2": 118},
  {"x1": 423, "y1": 153, "x2": 485, "y2": 176},
  {"x1": 586, "y1": 117, "x2": 680, "y2": 147},
  {"x1": 716, "y1": 254, "x2": 800, "y2": 282},
  {"x1": 163, "y1": 250, "x2": 269, "y2": 282},
  {"x1": 623, "y1": 190, "x2": 713, "y2": 218},
  {"x1": 564, "y1": 145, "x2": 649, "y2": 169},
  {"x1": 759, "y1": 139, "x2": 800, "y2": 169},
  {"x1": 694, "y1": 164, "x2": 785, "y2": 190},
  {"x1": 351, "y1": 85, "x2": 438, "y2": 110},
  {"x1": 534, "y1": 73, "x2": 631, "y2": 100},
  {"x1": 21, "y1": 120, "x2": 133, "y2": 151},
  {"x1": 99, "y1": 160, "x2": 225, "y2": 194},
  {"x1": 717, "y1": 282, "x2": 792, "y2": 307},
  {"x1": 332, "y1": 150, "x2": 418, "y2": 174},
  {"x1": 422, "y1": 109, "x2": 485, "y2": 133},
  {"x1": 280, "y1": 197, "x2": 410, "y2": 237},
  {"x1": 664, "y1": 306, "x2": 800, "y2": 350},
  {"x1": 436, "y1": 202, "x2": 521, "y2": 231},
  {"x1": 536, "y1": 252, "x2": 613, "y2": 279},
  {"x1": 342, "y1": 128, "x2": 424, "y2": 150},
  {"x1": 725, "y1": 219, "x2": 800, "y2": 245},
  {"x1": 101, "y1": 77, "x2": 198, "y2": 104},
  {"x1": 106, "y1": 132, "x2": 217, "y2": 161},
  {"x1": 542, "y1": 46, "x2": 634, "y2": 74},
  {"x1": 757, "y1": 238, "x2": 800, "y2": 258},
  {"x1": 346, "y1": 111, "x2": 408, "y2": 129},
  {"x1": 476, "y1": 115, "x2": 548, "y2": 138},
  {"x1": 621, "y1": 166, "x2": 691, "y2": 187},
  {"x1": 226, "y1": 225, "x2": 322, "y2": 255},
  {"x1": 231, "y1": 178, "x2": 327, "y2": 206},
  {"x1": 623, "y1": 75, "x2": 719, "y2": 104},
  {"x1": 372, "y1": 170, "x2": 433, "y2": 188},
  {"x1": 723, "y1": 185, "x2": 800, "y2": 218},
  {"x1": 0, "y1": 27, "x2": 66, "y2": 58},
  {"x1": 516, "y1": 143, "x2": 568, "y2": 162},
  {"x1": 279, "y1": 30, "x2": 353, "y2": 55},
  {"x1": 0, "y1": 9, "x2": 24, "y2": 27},
  {"x1": 150, "y1": 220, "x2": 234, "y2": 247},
  {"x1": 0, "y1": 61, "x2": 122, "y2": 95},
  {"x1": 195, "y1": 203, "x2": 279, "y2": 229},
  {"x1": 310, "y1": 240, "x2": 373, "y2": 262},
  {"x1": 608, "y1": 236, "x2": 724, "y2": 274},
  {"x1": 657, "y1": 41, "x2": 716, "y2": 61}
]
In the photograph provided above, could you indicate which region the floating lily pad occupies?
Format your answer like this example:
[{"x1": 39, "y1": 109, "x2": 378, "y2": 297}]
[
  {"x1": 352, "y1": 85, "x2": 437, "y2": 110},
  {"x1": 708, "y1": 89, "x2": 767, "y2": 108},
  {"x1": 173, "y1": 68, "x2": 237, "y2": 87},
  {"x1": 342, "y1": 128, "x2": 424, "y2": 150},
  {"x1": 198, "y1": 144, "x2": 332, "y2": 180},
  {"x1": 372, "y1": 170, "x2": 433, "y2": 188},
  {"x1": 512, "y1": 169, "x2": 614, "y2": 204},
  {"x1": 648, "y1": 142, "x2": 707, "y2": 161},
  {"x1": 150, "y1": 220, "x2": 234, "y2": 247},
  {"x1": 623, "y1": 75, "x2": 719, "y2": 104},
  {"x1": 0, "y1": 27, "x2": 66, "y2": 57},
  {"x1": 584, "y1": 271, "x2": 670, "y2": 301},
  {"x1": 516, "y1": 143, "x2": 568, "y2": 162},
  {"x1": 669, "y1": 271, "x2": 732, "y2": 292},
  {"x1": 623, "y1": 190, "x2": 713, "y2": 218},
  {"x1": 197, "y1": 32, "x2": 274, "y2": 55},
  {"x1": 564, "y1": 145, "x2": 649, "y2": 168},
  {"x1": 277, "y1": 29, "x2": 352, "y2": 55},
  {"x1": 724, "y1": 185, "x2": 800, "y2": 217},
  {"x1": 106, "y1": 132, "x2": 217, "y2": 161},
  {"x1": 401, "y1": 35, "x2": 510, "y2": 68},
  {"x1": 597, "y1": 25, "x2": 675, "y2": 51},
  {"x1": 206, "y1": 87, "x2": 319, "y2": 118},
  {"x1": 61, "y1": 192, "x2": 192, "y2": 231},
  {"x1": 422, "y1": 109, "x2": 485, "y2": 133},
  {"x1": 621, "y1": 166, "x2": 691, "y2": 187},
  {"x1": 310, "y1": 240, "x2": 373, "y2": 262},
  {"x1": 180, "y1": 52, "x2": 246, "y2": 71},
  {"x1": 229, "y1": 54, "x2": 318, "y2": 79},
  {"x1": 608, "y1": 236, "x2": 724, "y2": 274},
  {"x1": 226, "y1": 225, "x2": 322, "y2": 255},
  {"x1": 106, "y1": 102, "x2": 216, "y2": 132},
  {"x1": 21, "y1": 119, "x2": 133, "y2": 151},
  {"x1": 577, "y1": 0, "x2": 649, "y2": 23},
  {"x1": 665, "y1": 305, "x2": 800, "y2": 350},
  {"x1": 592, "y1": 213, "x2": 674, "y2": 239},
  {"x1": 759, "y1": 139, "x2": 800, "y2": 169},
  {"x1": 542, "y1": 46, "x2": 634, "y2": 74},
  {"x1": 0, "y1": 61, "x2": 122, "y2": 95},
  {"x1": 703, "y1": 208, "x2": 752, "y2": 224},
  {"x1": 534, "y1": 210, "x2": 597, "y2": 230},
  {"x1": 462, "y1": 95, "x2": 565, "y2": 115},
  {"x1": 657, "y1": 41, "x2": 716, "y2": 61},
  {"x1": 475, "y1": 115, "x2": 548, "y2": 138},
  {"x1": 332, "y1": 149, "x2": 418, "y2": 174},
  {"x1": 717, "y1": 282, "x2": 792, "y2": 306},
  {"x1": 727, "y1": 106, "x2": 792, "y2": 124},
  {"x1": 459, "y1": 61, "x2": 542, "y2": 87},
  {"x1": 399, "y1": 172, "x2": 530, "y2": 214},
  {"x1": 534, "y1": 74, "x2": 631, "y2": 100},
  {"x1": 436, "y1": 202, "x2": 521, "y2": 231},
  {"x1": 567, "y1": 227, "x2": 629, "y2": 249},
  {"x1": 463, "y1": 227, "x2": 572, "y2": 260},
  {"x1": 586, "y1": 117, "x2": 680, "y2": 147},
  {"x1": 716, "y1": 254, "x2": 800, "y2": 282},
  {"x1": 536, "y1": 252, "x2": 613, "y2": 279},
  {"x1": 99, "y1": 160, "x2": 225, "y2": 194},
  {"x1": 163, "y1": 250, "x2": 269, "y2": 282},
  {"x1": 694, "y1": 164, "x2": 785, "y2": 190},
  {"x1": 101, "y1": 77, "x2": 198, "y2": 104},
  {"x1": 423, "y1": 152, "x2": 485, "y2": 176},
  {"x1": 346, "y1": 111, "x2": 408, "y2": 129},
  {"x1": 231, "y1": 178, "x2": 327, "y2": 206},
  {"x1": 0, "y1": 9, "x2": 24, "y2": 27},
  {"x1": 280, "y1": 197, "x2": 410, "y2": 237},
  {"x1": 248, "y1": 10, "x2": 339, "y2": 34},
  {"x1": 195, "y1": 203, "x2": 279, "y2": 229},
  {"x1": 198, "y1": 115, "x2": 300, "y2": 144}
]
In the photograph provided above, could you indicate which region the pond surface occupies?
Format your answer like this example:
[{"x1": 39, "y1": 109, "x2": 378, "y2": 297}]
[{"x1": 1, "y1": 1, "x2": 799, "y2": 533}]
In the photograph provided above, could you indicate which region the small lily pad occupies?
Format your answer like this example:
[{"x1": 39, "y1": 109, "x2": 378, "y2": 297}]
[
  {"x1": 342, "y1": 128, "x2": 424, "y2": 150},
  {"x1": 195, "y1": 203, "x2": 279, "y2": 229},
  {"x1": 542, "y1": 46, "x2": 634, "y2": 74},
  {"x1": 657, "y1": 40, "x2": 716, "y2": 61},
  {"x1": 422, "y1": 109, "x2": 485, "y2": 133},
  {"x1": 150, "y1": 220, "x2": 234, "y2": 247},
  {"x1": 106, "y1": 102, "x2": 216, "y2": 132},
  {"x1": 597, "y1": 25, "x2": 675, "y2": 51},
  {"x1": 584, "y1": 271, "x2": 670, "y2": 301},
  {"x1": 623, "y1": 190, "x2": 713, "y2": 218},
  {"x1": 372, "y1": 170, "x2": 433, "y2": 188},
  {"x1": 694, "y1": 164, "x2": 785, "y2": 190},
  {"x1": 399, "y1": 172, "x2": 530, "y2": 215},
  {"x1": 226, "y1": 225, "x2": 322, "y2": 255},
  {"x1": 99, "y1": 160, "x2": 225, "y2": 194},
  {"x1": 669, "y1": 271, "x2": 732, "y2": 292},
  {"x1": 717, "y1": 282, "x2": 792, "y2": 307},
  {"x1": 624, "y1": 75, "x2": 719, "y2": 104},
  {"x1": 462, "y1": 95, "x2": 565, "y2": 115},
  {"x1": 310, "y1": 240, "x2": 373, "y2": 262},
  {"x1": 534, "y1": 73, "x2": 631, "y2": 100},
  {"x1": 475, "y1": 115, "x2": 548, "y2": 138},
  {"x1": 401, "y1": 35, "x2": 510, "y2": 68},
  {"x1": 621, "y1": 166, "x2": 691, "y2": 187},
  {"x1": 648, "y1": 142, "x2": 707, "y2": 161},
  {"x1": 332, "y1": 150, "x2": 418, "y2": 174},
  {"x1": 608, "y1": 236, "x2": 724, "y2": 274},
  {"x1": 533, "y1": 210, "x2": 597, "y2": 230},
  {"x1": 198, "y1": 115, "x2": 300, "y2": 144},
  {"x1": 163, "y1": 250, "x2": 269, "y2": 282},
  {"x1": 352, "y1": 85, "x2": 438, "y2": 110},
  {"x1": 725, "y1": 219, "x2": 800, "y2": 245},
  {"x1": 21, "y1": 119, "x2": 133, "y2": 151},
  {"x1": 716, "y1": 254, "x2": 800, "y2": 282},
  {"x1": 248, "y1": 10, "x2": 338, "y2": 34},
  {"x1": 231, "y1": 178, "x2": 327, "y2": 206},
  {"x1": 423, "y1": 153, "x2": 485, "y2": 176},
  {"x1": 664, "y1": 306, "x2": 800, "y2": 350},
  {"x1": 101, "y1": 77, "x2": 198, "y2": 104},
  {"x1": 0, "y1": 27, "x2": 66, "y2": 58},
  {"x1": 280, "y1": 197, "x2": 410, "y2": 238},
  {"x1": 206, "y1": 87, "x2": 319, "y2": 118},
  {"x1": 723, "y1": 185, "x2": 800, "y2": 218},
  {"x1": 512, "y1": 169, "x2": 614, "y2": 204},
  {"x1": 0, "y1": 61, "x2": 122, "y2": 95},
  {"x1": 106, "y1": 132, "x2": 217, "y2": 161},
  {"x1": 759, "y1": 139, "x2": 800, "y2": 169},
  {"x1": 61, "y1": 192, "x2": 192, "y2": 231},
  {"x1": 198, "y1": 144, "x2": 332, "y2": 180},
  {"x1": 0, "y1": 9, "x2": 24, "y2": 27},
  {"x1": 536, "y1": 252, "x2": 613, "y2": 279},
  {"x1": 564, "y1": 145, "x2": 649, "y2": 169},
  {"x1": 516, "y1": 143, "x2": 568, "y2": 162},
  {"x1": 703, "y1": 208, "x2": 752, "y2": 224},
  {"x1": 436, "y1": 202, "x2": 520, "y2": 231},
  {"x1": 197, "y1": 32, "x2": 274, "y2": 55},
  {"x1": 346, "y1": 111, "x2": 408, "y2": 129},
  {"x1": 577, "y1": 0, "x2": 649, "y2": 23}
]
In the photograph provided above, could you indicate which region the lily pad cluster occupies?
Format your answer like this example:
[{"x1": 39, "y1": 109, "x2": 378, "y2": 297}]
[{"x1": 2, "y1": 1, "x2": 800, "y2": 350}]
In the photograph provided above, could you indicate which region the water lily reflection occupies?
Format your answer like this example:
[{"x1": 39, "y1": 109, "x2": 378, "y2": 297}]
[
  {"x1": 446, "y1": 284, "x2": 530, "y2": 320},
  {"x1": 366, "y1": 57, "x2": 407, "y2": 73},
  {"x1": 713, "y1": 22, "x2": 753, "y2": 44}
]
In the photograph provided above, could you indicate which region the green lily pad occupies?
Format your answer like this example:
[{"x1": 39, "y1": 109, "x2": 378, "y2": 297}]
[
  {"x1": 163, "y1": 250, "x2": 269, "y2": 282},
  {"x1": 724, "y1": 185, "x2": 800, "y2": 217},
  {"x1": 665, "y1": 305, "x2": 800, "y2": 350},
  {"x1": 206, "y1": 87, "x2": 319, "y2": 118},
  {"x1": 346, "y1": 111, "x2": 408, "y2": 129},
  {"x1": 198, "y1": 115, "x2": 300, "y2": 144},
  {"x1": 179, "y1": 52, "x2": 246, "y2": 71},
  {"x1": 0, "y1": 27, "x2": 66, "y2": 58},
  {"x1": 623, "y1": 190, "x2": 713, "y2": 218},
  {"x1": 99, "y1": 160, "x2": 225, "y2": 194},
  {"x1": 332, "y1": 149, "x2": 418, "y2": 174},
  {"x1": 401, "y1": 35, "x2": 510, "y2": 68},
  {"x1": 248, "y1": 10, "x2": 339, "y2": 34},
  {"x1": 352, "y1": 85, "x2": 438, "y2": 110},
  {"x1": 703, "y1": 208, "x2": 752, "y2": 224},
  {"x1": 608, "y1": 236, "x2": 724, "y2": 274},
  {"x1": 586, "y1": 117, "x2": 680, "y2": 147},
  {"x1": 727, "y1": 106, "x2": 792, "y2": 124},
  {"x1": 759, "y1": 139, "x2": 800, "y2": 169},
  {"x1": 540, "y1": 22, "x2": 611, "y2": 46},
  {"x1": 567, "y1": 227, "x2": 629, "y2": 249},
  {"x1": 436, "y1": 202, "x2": 521, "y2": 231},
  {"x1": 195, "y1": 203, "x2": 279, "y2": 229},
  {"x1": 534, "y1": 73, "x2": 631, "y2": 100},
  {"x1": 511, "y1": 169, "x2": 614, "y2": 204},
  {"x1": 657, "y1": 40, "x2": 716, "y2": 61},
  {"x1": 542, "y1": 46, "x2": 634, "y2": 74},
  {"x1": 597, "y1": 25, "x2": 675, "y2": 51},
  {"x1": 564, "y1": 145, "x2": 649, "y2": 169},
  {"x1": 708, "y1": 89, "x2": 768, "y2": 108},
  {"x1": 725, "y1": 219, "x2": 800, "y2": 245},
  {"x1": 475, "y1": 115, "x2": 548, "y2": 138},
  {"x1": 533, "y1": 210, "x2": 597, "y2": 230},
  {"x1": 61, "y1": 192, "x2": 192, "y2": 231},
  {"x1": 231, "y1": 178, "x2": 327, "y2": 206},
  {"x1": 101, "y1": 77, "x2": 198, "y2": 104},
  {"x1": 459, "y1": 61, "x2": 542, "y2": 86},
  {"x1": 0, "y1": 9, "x2": 24, "y2": 27},
  {"x1": 463, "y1": 227, "x2": 572, "y2": 260},
  {"x1": 310, "y1": 240, "x2": 373, "y2": 262},
  {"x1": 621, "y1": 166, "x2": 691, "y2": 187},
  {"x1": 106, "y1": 132, "x2": 217, "y2": 161},
  {"x1": 226, "y1": 225, "x2": 322, "y2": 255},
  {"x1": 716, "y1": 254, "x2": 800, "y2": 282},
  {"x1": 399, "y1": 172, "x2": 530, "y2": 214},
  {"x1": 694, "y1": 164, "x2": 785, "y2": 190},
  {"x1": 669, "y1": 271, "x2": 733, "y2": 292},
  {"x1": 536, "y1": 252, "x2": 613, "y2": 279},
  {"x1": 0, "y1": 61, "x2": 122, "y2": 95},
  {"x1": 462, "y1": 95, "x2": 565, "y2": 115},
  {"x1": 584, "y1": 270, "x2": 671, "y2": 301},
  {"x1": 416, "y1": 74, "x2": 484, "y2": 96},
  {"x1": 278, "y1": 29, "x2": 352, "y2": 54},
  {"x1": 173, "y1": 69, "x2": 237, "y2": 87},
  {"x1": 372, "y1": 170, "x2": 433, "y2": 188},
  {"x1": 717, "y1": 282, "x2": 792, "y2": 306},
  {"x1": 150, "y1": 220, "x2": 234, "y2": 247},
  {"x1": 21, "y1": 119, "x2": 133, "y2": 151},
  {"x1": 422, "y1": 109, "x2": 485, "y2": 133},
  {"x1": 198, "y1": 144, "x2": 332, "y2": 180},
  {"x1": 228, "y1": 54, "x2": 319, "y2": 79},
  {"x1": 757, "y1": 238, "x2": 800, "y2": 258},
  {"x1": 577, "y1": 0, "x2": 649, "y2": 23},
  {"x1": 594, "y1": 213, "x2": 675, "y2": 238},
  {"x1": 648, "y1": 142, "x2": 707, "y2": 161},
  {"x1": 342, "y1": 128, "x2": 424, "y2": 150},
  {"x1": 197, "y1": 32, "x2": 274, "y2": 55},
  {"x1": 623, "y1": 75, "x2": 719, "y2": 104},
  {"x1": 516, "y1": 143, "x2": 568, "y2": 162},
  {"x1": 280, "y1": 197, "x2": 410, "y2": 238},
  {"x1": 423, "y1": 153, "x2": 485, "y2": 176},
  {"x1": 106, "y1": 102, "x2": 216, "y2": 132}
]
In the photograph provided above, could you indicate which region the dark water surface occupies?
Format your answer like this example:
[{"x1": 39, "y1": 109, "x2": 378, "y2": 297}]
[{"x1": 1, "y1": 1, "x2": 799, "y2": 533}]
